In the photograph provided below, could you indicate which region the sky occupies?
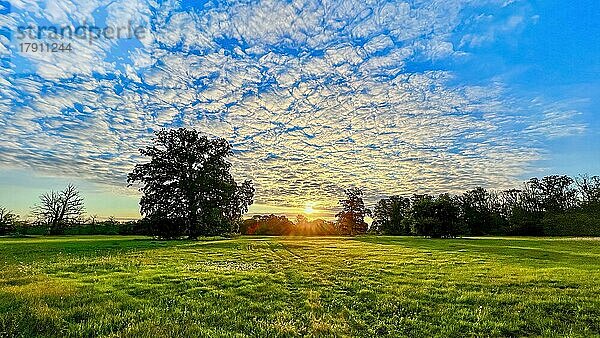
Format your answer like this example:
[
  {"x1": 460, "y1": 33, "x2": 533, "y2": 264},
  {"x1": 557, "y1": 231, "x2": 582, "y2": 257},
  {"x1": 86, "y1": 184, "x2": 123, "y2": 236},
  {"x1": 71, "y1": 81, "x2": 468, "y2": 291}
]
[{"x1": 0, "y1": 0, "x2": 599, "y2": 220}]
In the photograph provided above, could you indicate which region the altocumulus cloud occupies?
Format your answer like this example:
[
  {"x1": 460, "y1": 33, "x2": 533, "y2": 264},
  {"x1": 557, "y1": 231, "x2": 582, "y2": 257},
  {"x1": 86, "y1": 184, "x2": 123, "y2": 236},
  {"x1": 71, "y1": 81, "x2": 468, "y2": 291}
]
[{"x1": 0, "y1": 0, "x2": 586, "y2": 210}]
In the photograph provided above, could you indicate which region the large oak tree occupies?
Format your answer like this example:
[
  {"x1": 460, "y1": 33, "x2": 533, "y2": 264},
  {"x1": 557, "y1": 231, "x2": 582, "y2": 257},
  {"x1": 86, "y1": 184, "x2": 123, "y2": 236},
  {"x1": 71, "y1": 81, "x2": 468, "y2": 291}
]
[{"x1": 128, "y1": 128, "x2": 254, "y2": 238}]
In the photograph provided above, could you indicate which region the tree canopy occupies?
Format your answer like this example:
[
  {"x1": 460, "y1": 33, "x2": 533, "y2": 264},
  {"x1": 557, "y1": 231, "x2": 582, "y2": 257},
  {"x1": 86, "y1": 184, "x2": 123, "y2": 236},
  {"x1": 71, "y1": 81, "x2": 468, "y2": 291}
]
[
  {"x1": 128, "y1": 128, "x2": 254, "y2": 238},
  {"x1": 372, "y1": 196, "x2": 411, "y2": 235},
  {"x1": 372, "y1": 175, "x2": 600, "y2": 237},
  {"x1": 336, "y1": 188, "x2": 371, "y2": 235},
  {"x1": 0, "y1": 207, "x2": 17, "y2": 236}
]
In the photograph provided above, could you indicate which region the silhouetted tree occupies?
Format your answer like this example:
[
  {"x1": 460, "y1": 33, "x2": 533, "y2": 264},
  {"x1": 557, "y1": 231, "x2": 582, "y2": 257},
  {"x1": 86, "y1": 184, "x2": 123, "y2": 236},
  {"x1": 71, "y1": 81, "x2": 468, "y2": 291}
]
[
  {"x1": 0, "y1": 207, "x2": 17, "y2": 235},
  {"x1": 372, "y1": 196, "x2": 412, "y2": 235},
  {"x1": 528, "y1": 175, "x2": 577, "y2": 212},
  {"x1": 292, "y1": 215, "x2": 338, "y2": 235},
  {"x1": 459, "y1": 187, "x2": 505, "y2": 235},
  {"x1": 240, "y1": 214, "x2": 295, "y2": 235},
  {"x1": 502, "y1": 176, "x2": 576, "y2": 235},
  {"x1": 410, "y1": 194, "x2": 461, "y2": 238},
  {"x1": 576, "y1": 174, "x2": 600, "y2": 207},
  {"x1": 294, "y1": 214, "x2": 310, "y2": 234},
  {"x1": 352, "y1": 174, "x2": 600, "y2": 238},
  {"x1": 295, "y1": 214, "x2": 309, "y2": 226},
  {"x1": 33, "y1": 184, "x2": 85, "y2": 234},
  {"x1": 336, "y1": 188, "x2": 371, "y2": 235},
  {"x1": 128, "y1": 128, "x2": 254, "y2": 239},
  {"x1": 305, "y1": 219, "x2": 338, "y2": 235}
]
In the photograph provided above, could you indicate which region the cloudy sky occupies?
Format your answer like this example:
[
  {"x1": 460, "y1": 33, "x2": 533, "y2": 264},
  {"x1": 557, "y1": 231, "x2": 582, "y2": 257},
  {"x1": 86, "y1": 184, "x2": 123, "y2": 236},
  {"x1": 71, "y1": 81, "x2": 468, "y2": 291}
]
[{"x1": 0, "y1": 0, "x2": 599, "y2": 219}]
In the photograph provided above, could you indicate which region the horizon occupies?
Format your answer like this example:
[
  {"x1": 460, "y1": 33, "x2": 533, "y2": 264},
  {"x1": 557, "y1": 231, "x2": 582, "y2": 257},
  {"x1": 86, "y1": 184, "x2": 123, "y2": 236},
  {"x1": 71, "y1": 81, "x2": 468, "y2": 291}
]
[
  {"x1": 0, "y1": 170, "x2": 597, "y2": 222},
  {"x1": 1, "y1": 0, "x2": 600, "y2": 219}
]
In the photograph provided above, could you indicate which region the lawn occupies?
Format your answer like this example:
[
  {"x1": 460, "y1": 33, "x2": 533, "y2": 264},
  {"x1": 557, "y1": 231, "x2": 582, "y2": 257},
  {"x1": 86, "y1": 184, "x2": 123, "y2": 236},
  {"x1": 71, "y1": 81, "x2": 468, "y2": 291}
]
[{"x1": 1, "y1": 236, "x2": 599, "y2": 337}]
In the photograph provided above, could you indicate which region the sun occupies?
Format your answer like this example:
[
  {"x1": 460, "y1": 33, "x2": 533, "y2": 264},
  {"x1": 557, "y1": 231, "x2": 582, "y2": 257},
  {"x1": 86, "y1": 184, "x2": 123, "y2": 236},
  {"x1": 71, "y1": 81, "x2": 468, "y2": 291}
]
[{"x1": 304, "y1": 202, "x2": 315, "y2": 214}]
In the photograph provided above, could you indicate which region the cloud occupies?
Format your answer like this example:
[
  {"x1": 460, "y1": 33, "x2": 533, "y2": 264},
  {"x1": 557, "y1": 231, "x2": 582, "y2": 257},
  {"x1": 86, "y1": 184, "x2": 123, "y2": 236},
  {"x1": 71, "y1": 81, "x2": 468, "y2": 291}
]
[
  {"x1": 458, "y1": 1, "x2": 535, "y2": 49},
  {"x1": 0, "y1": 0, "x2": 587, "y2": 211}
]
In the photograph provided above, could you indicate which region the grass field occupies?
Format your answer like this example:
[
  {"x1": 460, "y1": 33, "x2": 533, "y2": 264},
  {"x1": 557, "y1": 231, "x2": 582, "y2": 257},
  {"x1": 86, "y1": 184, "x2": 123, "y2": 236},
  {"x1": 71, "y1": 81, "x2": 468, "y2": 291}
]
[{"x1": 1, "y1": 236, "x2": 599, "y2": 337}]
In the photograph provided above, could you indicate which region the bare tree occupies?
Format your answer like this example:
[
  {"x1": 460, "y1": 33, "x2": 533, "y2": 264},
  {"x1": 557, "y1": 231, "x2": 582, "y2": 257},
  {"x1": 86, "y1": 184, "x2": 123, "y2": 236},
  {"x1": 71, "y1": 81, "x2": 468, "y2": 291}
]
[{"x1": 33, "y1": 184, "x2": 85, "y2": 234}]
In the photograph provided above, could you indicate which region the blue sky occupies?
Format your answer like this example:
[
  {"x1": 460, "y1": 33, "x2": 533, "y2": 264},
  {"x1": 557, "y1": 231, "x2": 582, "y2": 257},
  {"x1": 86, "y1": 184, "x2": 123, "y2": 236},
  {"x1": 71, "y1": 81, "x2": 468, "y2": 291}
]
[{"x1": 0, "y1": 0, "x2": 599, "y2": 219}]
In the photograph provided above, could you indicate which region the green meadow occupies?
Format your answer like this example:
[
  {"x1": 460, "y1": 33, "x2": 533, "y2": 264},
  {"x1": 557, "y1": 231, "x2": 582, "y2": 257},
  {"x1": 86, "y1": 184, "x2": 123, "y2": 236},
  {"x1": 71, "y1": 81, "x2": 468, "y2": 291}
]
[{"x1": 1, "y1": 236, "x2": 599, "y2": 337}]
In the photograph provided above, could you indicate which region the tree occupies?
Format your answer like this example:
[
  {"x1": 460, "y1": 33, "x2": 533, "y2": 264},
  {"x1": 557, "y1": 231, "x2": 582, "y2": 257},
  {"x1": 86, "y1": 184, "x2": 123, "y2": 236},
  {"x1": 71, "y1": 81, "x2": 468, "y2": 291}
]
[
  {"x1": 575, "y1": 174, "x2": 600, "y2": 207},
  {"x1": 410, "y1": 194, "x2": 461, "y2": 238},
  {"x1": 33, "y1": 184, "x2": 85, "y2": 234},
  {"x1": 240, "y1": 215, "x2": 295, "y2": 235},
  {"x1": 304, "y1": 219, "x2": 338, "y2": 236},
  {"x1": 503, "y1": 176, "x2": 578, "y2": 235},
  {"x1": 294, "y1": 214, "x2": 310, "y2": 234},
  {"x1": 336, "y1": 188, "x2": 371, "y2": 235},
  {"x1": 372, "y1": 196, "x2": 412, "y2": 235},
  {"x1": 292, "y1": 215, "x2": 338, "y2": 236},
  {"x1": 459, "y1": 187, "x2": 506, "y2": 235},
  {"x1": 527, "y1": 175, "x2": 577, "y2": 212},
  {"x1": 128, "y1": 128, "x2": 254, "y2": 239},
  {"x1": 0, "y1": 207, "x2": 17, "y2": 235}
]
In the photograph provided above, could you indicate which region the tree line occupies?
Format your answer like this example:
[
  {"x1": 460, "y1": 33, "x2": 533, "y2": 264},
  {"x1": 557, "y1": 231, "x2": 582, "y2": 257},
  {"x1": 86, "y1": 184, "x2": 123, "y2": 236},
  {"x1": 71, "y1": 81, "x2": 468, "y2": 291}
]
[
  {"x1": 370, "y1": 174, "x2": 600, "y2": 237},
  {"x1": 240, "y1": 214, "x2": 338, "y2": 236},
  {"x1": 239, "y1": 177, "x2": 600, "y2": 238},
  {"x1": 1, "y1": 128, "x2": 598, "y2": 238}
]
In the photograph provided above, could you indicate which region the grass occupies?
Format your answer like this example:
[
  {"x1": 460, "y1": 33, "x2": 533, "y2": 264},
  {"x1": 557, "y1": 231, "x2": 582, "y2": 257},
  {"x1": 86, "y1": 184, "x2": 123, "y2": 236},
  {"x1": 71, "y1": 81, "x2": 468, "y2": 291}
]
[{"x1": 1, "y1": 236, "x2": 599, "y2": 337}]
